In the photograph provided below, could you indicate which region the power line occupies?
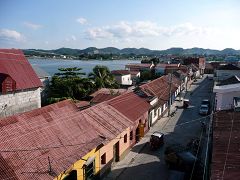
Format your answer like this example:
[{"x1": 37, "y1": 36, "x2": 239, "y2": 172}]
[
  {"x1": 0, "y1": 137, "x2": 104, "y2": 153},
  {"x1": 221, "y1": 111, "x2": 234, "y2": 180},
  {"x1": 203, "y1": 113, "x2": 212, "y2": 180},
  {"x1": 190, "y1": 127, "x2": 204, "y2": 180}
]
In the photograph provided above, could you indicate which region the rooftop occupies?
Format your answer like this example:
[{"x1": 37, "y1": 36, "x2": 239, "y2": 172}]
[
  {"x1": 0, "y1": 99, "x2": 133, "y2": 180},
  {"x1": 218, "y1": 64, "x2": 240, "y2": 70},
  {"x1": 108, "y1": 91, "x2": 151, "y2": 122},
  {"x1": 218, "y1": 75, "x2": 240, "y2": 86},
  {"x1": 111, "y1": 70, "x2": 131, "y2": 75},
  {"x1": 0, "y1": 49, "x2": 42, "y2": 90},
  {"x1": 211, "y1": 110, "x2": 240, "y2": 179},
  {"x1": 90, "y1": 88, "x2": 128, "y2": 97}
]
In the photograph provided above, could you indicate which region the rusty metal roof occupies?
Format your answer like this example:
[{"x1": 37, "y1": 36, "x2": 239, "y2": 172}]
[
  {"x1": 111, "y1": 70, "x2": 131, "y2": 75},
  {"x1": 90, "y1": 88, "x2": 128, "y2": 97},
  {"x1": 0, "y1": 49, "x2": 42, "y2": 90},
  {"x1": 91, "y1": 93, "x2": 118, "y2": 104},
  {"x1": 108, "y1": 92, "x2": 151, "y2": 122},
  {"x1": 140, "y1": 75, "x2": 181, "y2": 105},
  {"x1": 0, "y1": 99, "x2": 133, "y2": 180},
  {"x1": 211, "y1": 110, "x2": 240, "y2": 180}
]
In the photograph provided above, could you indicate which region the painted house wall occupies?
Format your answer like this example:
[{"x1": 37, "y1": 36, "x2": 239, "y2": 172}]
[
  {"x1": 216, "y1": 70, "x2": 240, "y2": 80},
  {"x1": 121, "y1": 74, "x2": 132, "y2": 85},
  {"x1": 0, "y1": 87, "x2": 41, "y2": 117},
  {"x1": 99, "y1": 127, "x2": 131, "y2": 177},
  {"x1": 114, "y1": 74, "x2": 132, "y2": 85},
  {"x1": 56, "y1": 147, "x2": 100, "y2": 180}
]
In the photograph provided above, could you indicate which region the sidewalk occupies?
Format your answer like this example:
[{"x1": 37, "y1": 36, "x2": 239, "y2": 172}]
[{"x1": 104, "y1": 77, "x2": 205, "y2": 179}]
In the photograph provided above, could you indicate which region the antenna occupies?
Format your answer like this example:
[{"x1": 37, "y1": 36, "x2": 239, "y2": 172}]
[{"x1": 48, "y1": 156, "x2": 52, "y2": 174}]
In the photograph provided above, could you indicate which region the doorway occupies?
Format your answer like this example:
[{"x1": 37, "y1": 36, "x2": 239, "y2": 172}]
[{"x1": 113, "y1": 141, "x2": 120, "y2": 162}]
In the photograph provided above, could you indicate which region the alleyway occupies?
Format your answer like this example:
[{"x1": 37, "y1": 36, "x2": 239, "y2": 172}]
[{"x1": 104, "y1": 75, "x2": 214, "y2": 180}]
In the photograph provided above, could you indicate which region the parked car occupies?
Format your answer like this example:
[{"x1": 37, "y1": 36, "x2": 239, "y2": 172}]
[
  {"x1": 201, "y1": 99, "x2": 210, "y2": 107},
  {"x1": 149, "y1": 132, "x2": 164, "y2": 150},
  {"x1": 199, "y1": 104, "x2": 209, "y2": 115},
  {"x1": 183, "y1": 99, "x2": 190, "y2": 108}
]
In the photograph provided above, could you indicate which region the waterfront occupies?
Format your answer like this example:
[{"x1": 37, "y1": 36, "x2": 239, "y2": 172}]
[{"x1": 29, "y1": 58, "x2": 141, "y2": 76}]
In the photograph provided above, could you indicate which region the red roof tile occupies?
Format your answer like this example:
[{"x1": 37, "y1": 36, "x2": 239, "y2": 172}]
[
  {"x1": 0, "y1": 99, "x2": 133, "y2": 180},
  {"x1": 0, "y1": 49, "x2": 42, "y2": 90},
  {"x1": 211, "y1": 111, "x2": 240, "y2": 180},
  {"x1": 108, "y1": 92, "x2": 151, "y2": 122}
]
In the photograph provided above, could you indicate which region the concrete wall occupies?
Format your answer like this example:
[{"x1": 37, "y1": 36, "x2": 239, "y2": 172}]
[
  {"x1": 216, "y1": 70, "x2": 240, "y2": 80},
  {"x1": 215, "y1": 90, "x2": 240, "y2": 110},
  {"x1": 121, "y1": 74, "x2": 132, "y2": 85},
  {"x1": 0, "y1": 87, "x2": 41, "y2": 117},
  {"x1": 114, "y1": 74, "x2": 132, "y2": 85}
]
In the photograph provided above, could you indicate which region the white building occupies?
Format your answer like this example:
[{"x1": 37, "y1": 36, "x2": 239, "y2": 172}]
[
  {"x1": 0, "y1": 49, "x2": 42, "y2": 117},
  {"x1": 213, "y1": 75, "x2": 240, "y2": 111},
  {"x1": 216, "y1": 64, "x2": 240, "y2": 81},
  {"x1": 111, "y1": 70, "x2": 133, "y2": 86}
]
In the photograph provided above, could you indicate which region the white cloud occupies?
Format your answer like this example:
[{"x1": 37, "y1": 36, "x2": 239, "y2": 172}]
[
  {"x1": 71, "y1": 35, "x2": 76, "y2": 41},
  {"x1": 24, "y1": 22, "x2": 42, "y2": 30},
  {"x1": 85, "y1": 21, "x2": 214, "y2": 40},
  {"x1": 76, "y1": 17, "x2": 88, "y2": 25},
  {"x1": 0, "y1": 29, "x2": 25, "y2": 42}
]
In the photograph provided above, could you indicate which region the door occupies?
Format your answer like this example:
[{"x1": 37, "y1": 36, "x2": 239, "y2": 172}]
[{"x1": 113, "y1": 141, "x2": 120, "y2": 162}]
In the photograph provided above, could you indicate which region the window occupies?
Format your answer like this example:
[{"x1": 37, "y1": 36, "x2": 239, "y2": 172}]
[
  {"x1": 101, "y1": 153, "x2": 106, "y2": 165},
  {"x1": 124, "y1": 134, "x2": 127, "y2": 143},
  {"x1": 130, "y1": 131, "x2": 133, "y2": 140},
  {"x1": 63, "y1": 170, "x2": 77, "y2": 180},
  {"x1": 84, "y1": 158, "x2": 95, "y2": 180}
]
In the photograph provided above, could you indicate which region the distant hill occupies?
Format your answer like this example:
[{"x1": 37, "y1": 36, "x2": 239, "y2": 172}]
[{"x1": 23, "y1": 47, "x2": 240, "y2": 57}]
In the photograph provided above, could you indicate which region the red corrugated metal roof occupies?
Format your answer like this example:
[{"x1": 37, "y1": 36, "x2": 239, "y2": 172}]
[
  {"x1": 111, "y1": 70, "x2": 131, "y2": 75},
  {"x1": 140, "y1": 75, "x2": 181, "y2": 105},
  {"x1": 0, "y1": 99, "x2": 133, "y2": 180},
  {"x1": 108, "y1": 92, "x2": 151, "y2": 122},
  {"x1": 211, "y1": 111, "x2": 240, "y2": 180},
  {"x1": 91, "y1": 93, "x2": 118, "y2": 104},
  {"x1": 90, "y1": 88, "x2": 128, "y2": 97},
  {"x1": 125, "y1": 63, "x2": 153, "y2": 68},
  {"x1": 0, "y1": 49, "x2": 42, "y2": 90}
]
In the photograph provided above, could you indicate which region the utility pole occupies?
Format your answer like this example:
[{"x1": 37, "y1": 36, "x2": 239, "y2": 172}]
[{"x1": 168, "y1": 72, "x2": 173, "y2": 117}]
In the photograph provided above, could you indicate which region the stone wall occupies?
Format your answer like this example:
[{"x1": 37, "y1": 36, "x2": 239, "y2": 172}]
[{"x1": 0, "y1": 88, "x2": 41, "y2": 117}]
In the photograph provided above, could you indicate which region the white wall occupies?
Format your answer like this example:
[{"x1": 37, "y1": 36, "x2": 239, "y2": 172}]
[
  {"x1": 216, "y1": 70, "x2": 240, "y2": 80},
  {"x1": 121, "y1": 74, "x2": 132, "y2": 85},
  {"x1": 0, "y1": 88, "x2": 41, "y2": 117},
  {"x1": 215, "y1": 90, "x2": 240, "y2": 110}
]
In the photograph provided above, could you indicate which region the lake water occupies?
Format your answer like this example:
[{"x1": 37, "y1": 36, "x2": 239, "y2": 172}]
[{"x1": 28, "y1": 58, "x2": 141, "y2": 76}]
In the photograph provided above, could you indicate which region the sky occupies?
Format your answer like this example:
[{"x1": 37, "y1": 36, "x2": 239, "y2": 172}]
[{"x1": 0, "y1": 0, "x2": 240, "y2": 50}]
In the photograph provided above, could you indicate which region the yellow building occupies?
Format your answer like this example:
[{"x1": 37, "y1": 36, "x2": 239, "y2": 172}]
[{"x1": 56, "y1": 147, "x2": 101, "y2": 180}]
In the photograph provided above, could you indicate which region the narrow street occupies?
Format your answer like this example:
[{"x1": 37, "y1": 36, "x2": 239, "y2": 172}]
[{"x1": 105, "y1": 75, "x2": 214, "y2": 180}]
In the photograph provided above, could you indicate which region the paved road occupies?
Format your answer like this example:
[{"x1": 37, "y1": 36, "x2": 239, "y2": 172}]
[{"x1": 114, "y1": 76, "x2": 214, "y2": 180}]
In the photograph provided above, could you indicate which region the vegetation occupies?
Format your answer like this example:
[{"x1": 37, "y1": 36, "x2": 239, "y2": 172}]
[
  {"x1": 46, "y1": 66, "x2": 119, "y2": 104},
  {"x1": 89, "y1": 65, "x2": 119, "y2": 89}
]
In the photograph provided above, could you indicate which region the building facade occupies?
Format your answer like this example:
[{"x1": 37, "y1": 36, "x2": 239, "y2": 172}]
[{"x1": 0, "y1": 49, "x2": 42, "y2": 117}]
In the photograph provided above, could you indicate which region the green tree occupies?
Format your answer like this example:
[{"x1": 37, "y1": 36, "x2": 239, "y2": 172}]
[
  {"x1": 48, "y1": 67, "x2": 94, "y2": 103},
  {"x1": 88, "y1": 65, "x2": 119, "y2": 89}
]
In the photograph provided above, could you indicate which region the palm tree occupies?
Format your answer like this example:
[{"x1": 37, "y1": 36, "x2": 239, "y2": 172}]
[{"x1": 89, "y1": 65, "x2": 119, "y2": 89}]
